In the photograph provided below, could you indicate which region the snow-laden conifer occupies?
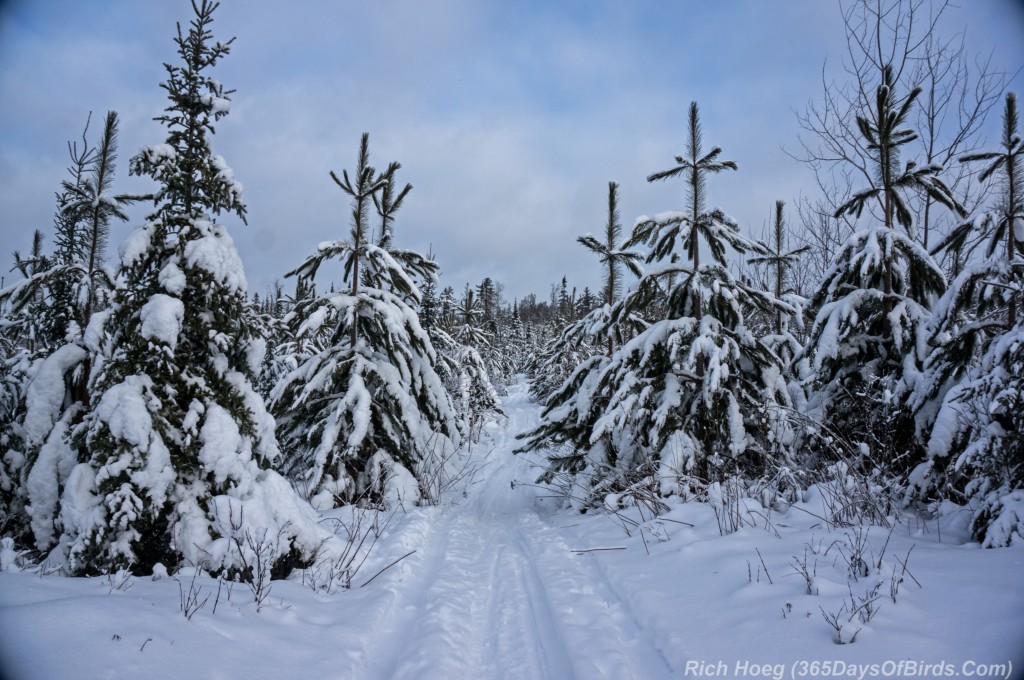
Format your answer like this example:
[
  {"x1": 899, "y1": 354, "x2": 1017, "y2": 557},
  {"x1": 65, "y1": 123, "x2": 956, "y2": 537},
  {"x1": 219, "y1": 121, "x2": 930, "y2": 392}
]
[
  {"x1": 0, "y1": 346, "x2": 32, "y2": 537},
  {"x1": 66, "y1": 1, "x2": 334, "y2": 576},
  {"x1": 554, "y1": 104, "x2": 793, "y2": 505},
  {"x1": 427, "y1": 326, "x2": 503, "y2": 444},
  {"x1": 803, "y1": 65, "x2": 964, "y2": 475},
  {"x1": 0, "y1": 113, "x2": 134, "y2": 552},
  {"x1": 913, "y1": 92, "x2": 1024, "y2": 545},
  {"x1": 271, "y1": 135, "x2": 460, "y2": 509},
  {"x1": 745, "y1": 201, "x2": 809, "y2": 362},
  {"x1": 518, "y1": 181, "x2": 645, "y2": 491}
]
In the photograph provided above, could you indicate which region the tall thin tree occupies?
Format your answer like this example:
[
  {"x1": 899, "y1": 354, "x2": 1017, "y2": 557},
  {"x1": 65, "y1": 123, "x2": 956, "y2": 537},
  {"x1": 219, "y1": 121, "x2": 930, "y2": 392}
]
[
  {"x1": 59, "y1": 111, "x2": 134, "y2": 406},
  {"x1": 747, "y1": 201, "x2": 810, "y2": 335},
  {"x1": 576, "y1": 181, "x2": 642, "y2": 355},
  {"x1": 955, "y1": 92, "x2": 1023, "y2": 326}
]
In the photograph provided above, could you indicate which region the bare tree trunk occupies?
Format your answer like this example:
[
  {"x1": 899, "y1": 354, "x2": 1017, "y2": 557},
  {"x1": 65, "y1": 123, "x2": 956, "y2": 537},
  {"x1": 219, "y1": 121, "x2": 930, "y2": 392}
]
[{"x1": 1009, "y1": 155, "x2": 1018, "y2": 328}]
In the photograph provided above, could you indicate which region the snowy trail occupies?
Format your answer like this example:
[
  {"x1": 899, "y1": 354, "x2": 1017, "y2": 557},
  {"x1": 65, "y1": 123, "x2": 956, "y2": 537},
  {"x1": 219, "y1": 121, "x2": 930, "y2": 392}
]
[
  {"x1": 4, "y1": 379, "x2": 1023, "y2": 680},
  {"x1": 355, "y1": 380, "x2": 677, "y2": 680}
]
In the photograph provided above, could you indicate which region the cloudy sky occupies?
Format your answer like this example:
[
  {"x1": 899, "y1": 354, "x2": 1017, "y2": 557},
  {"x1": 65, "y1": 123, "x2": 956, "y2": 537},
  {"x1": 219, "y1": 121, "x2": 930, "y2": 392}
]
[{"x1": 1, "y1": 1, "x2": 1022, "y2": 302}]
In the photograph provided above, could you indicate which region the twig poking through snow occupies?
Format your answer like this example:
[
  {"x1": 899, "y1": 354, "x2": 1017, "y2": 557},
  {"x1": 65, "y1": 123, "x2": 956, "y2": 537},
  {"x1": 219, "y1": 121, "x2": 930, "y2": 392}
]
[
  {"x1": 359, "y1": 549, "x2": 417, "y2": 588},
  {"x1": 755, "y1": 547, "x2": 774, "y2": 584}
]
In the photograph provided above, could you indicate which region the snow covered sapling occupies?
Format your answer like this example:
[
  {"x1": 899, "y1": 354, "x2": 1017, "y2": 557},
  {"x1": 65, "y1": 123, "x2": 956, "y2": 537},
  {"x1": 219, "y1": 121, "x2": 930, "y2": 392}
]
[
  {"x1": 743, "y1": 201, "x2": 811, "y2": 483},
  {"x1": 576, "y1": 182, "x2": 645, "y2": 357},
  {"x1": 0, "y1": 349, "x2": 31, "y2": 534},
  {"x1": 444, "y1": 331, "x2": 503, "y2": 444},
  {"x1": 452, "y1": 286, "x2": 490, "y2": 349},
  {"x1": 67, "y1": 0, "x2": 334, "y2": 577},
  {"x1": 517, "y1": 181, "x2": 645, "y2": 492},
  {"x1": 0, "y1": 112, "x2": 135, "y2": 553},
  {"x1": 923, "y1": 91, "x2": 1024, "y2": 388},
  {"x1": 832, "y1": 66, "x2": 965, "y2": 304},
  {"x1": 917, "y1": 92, "x2": 1024, "y2": 546},
  {"x1": 272, "y1": 134, "x2": 460, "y2": 508},
  {"x1": 589, "y1": 103, "x2": 792, "y2": 496},
  {"x1": 4, "y1": 113, "x2": 131, "y2": 357},
  {"x1": 746, "y1": 201, "x2": 809, "y2": 351},
  {"x1": 804, "y1": 65, "x2": 964, "y2": 477},
  {"x1": 419, "y1": 281, "x2": 504, "y2": 445}
]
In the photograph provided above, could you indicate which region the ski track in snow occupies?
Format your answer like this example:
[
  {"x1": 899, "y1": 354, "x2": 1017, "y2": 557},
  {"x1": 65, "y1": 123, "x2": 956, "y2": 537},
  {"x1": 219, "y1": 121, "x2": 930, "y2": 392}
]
[
  {"x1": 355, "y1": 381, "x2": 676, "y2": 680},
  {"x1": 4, "y1": 378, "x2": 1024, "y2": 680}
]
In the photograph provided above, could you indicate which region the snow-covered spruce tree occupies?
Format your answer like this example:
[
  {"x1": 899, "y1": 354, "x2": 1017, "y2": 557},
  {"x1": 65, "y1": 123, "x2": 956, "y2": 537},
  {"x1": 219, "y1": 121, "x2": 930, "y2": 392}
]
[
  {"x1": 270, "y1": 134, "x2": 460, "y2": 509},
  {"x1": 803, "y1": 65, "x2": 964, "y2": 476},
  {"x1": 746, "y1": 201, "x2": 809, "y2": 362},
  {"x1": 67, "y1": 1, "x2": 333, "y2": 577},
  {"x1": 503, "y1": 301, "x2": 531, "y2": 374},
  {"x1": 0, "y1": 343, "x2": 32, "y2": 538},
  {"x1": 577, "y1": 182, "x2": 646, "y2": 358},
  {"x1": 744, "y1": 200, "x2": 810, "y2": 467},
  {"x1": 473, "y1": 277, "x2": 512, "y2": 388},
  {"x1": 524, "y1": 275, "x2": 598, "y2": 405},
  {"x1": 16, "y1": 114, "x2": 135, "y2": 555},
  {"x1": 250, "y1": 301, "x2": 290, "y2": 401},
  {"x1": 624, "y1": 108, "x2": 791, "y2": 488},
  {"x1": 4, "y1": 120, "x2": 103, "y2": 356},
  {"x1": 6, "y1": 235, "x2": 56, "y2": 357},
  {"x1": 0, "y1": 232, "x2": 50, "y2": 538},
  {"x1": 0, "y1": 113, "x2": 135, "y2": 551},
  {"x1": 452, "y1": 285, "x2": 489, "y2": 348},
  {"x1": 246, "y1": 280, "x2": 304, "y2": 404},
  {"x1": 579, "y1": 103, "x2": 792, "y2": 505},
  {"x1": 427, "y1": 326, "x2": 503, "y2": 445},
  {"x1": 517, "y1": 181, "x2": 645, "y2": 489},
  {"x1": 419, "y1": 278, "x2": 440, "y2": 335},
  {"x1": 415, "y1": 278, "x2": 503, "y2": 443},
  {"x1": 914, "y1": 92, "x2": 1024, "y2": 545}
]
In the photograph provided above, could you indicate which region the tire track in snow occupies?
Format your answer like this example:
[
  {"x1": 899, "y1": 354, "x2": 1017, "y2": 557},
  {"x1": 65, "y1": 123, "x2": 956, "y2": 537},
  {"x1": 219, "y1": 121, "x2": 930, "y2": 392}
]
[{"x1": 487, "y1": 525, "x2": 576, "y2": 679}]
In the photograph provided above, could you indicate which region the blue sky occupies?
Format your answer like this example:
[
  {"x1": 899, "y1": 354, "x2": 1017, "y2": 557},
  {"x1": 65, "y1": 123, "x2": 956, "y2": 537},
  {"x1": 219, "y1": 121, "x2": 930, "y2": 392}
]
[{"x1": 1, "y1": 0, "x2": 1022, "y2": 301}]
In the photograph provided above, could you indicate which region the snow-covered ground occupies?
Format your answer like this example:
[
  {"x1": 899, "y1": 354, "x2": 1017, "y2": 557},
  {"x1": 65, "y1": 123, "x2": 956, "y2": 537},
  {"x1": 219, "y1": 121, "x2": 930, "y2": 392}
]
[{"x1": 1, "y1": 380, "x2": 1022, "y2": 680}]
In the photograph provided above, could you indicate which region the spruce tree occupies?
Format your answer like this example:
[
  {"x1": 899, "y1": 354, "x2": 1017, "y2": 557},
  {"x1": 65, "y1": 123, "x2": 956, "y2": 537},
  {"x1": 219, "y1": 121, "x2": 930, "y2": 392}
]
[
  {"x1": 427, "y1": 326, "x2": 503, "y2": 445},
  {"x1": 0, "y1": 113, "x2": 135, "y2": 553},
  {"x1": 588, "y1": 103, "x2": 791, "y2": 497},
  {"x1": 452, "y1": 286, "x2": 489, "y2": 348},
  {"x1": 576, "y1": 182, "x2": 644, "y2": 356},
  {"x1": 0, "y1": 344, "x2": 32, "y2": 540},
  {"x1": 832, "y1": 66, "x2": 964, "y2": 308},
  {"x1": 0, "y1": 231, "x2": 50, "y2": 541},
  {"x1": 520, "y1": 181, "x2": 643, "y2": 448},
  {"x1": 67, "y1": 0, "x2": 331, "y2": 576},
  {"x1": 804, "y1": 65, "x2": 965, "y2": 475},
  {"x1": 746, "y1": 201, "x2": 809, "y2": 340},
  {"x1": 419, "y1": 279, "x2": 440, "y2": 334},
  {"x1": 916, "y1": 92, "x2": 1024, "y2": 423},
  {"x1": 523, "y1": 104, "x2": 792, "y2": 508},
  {"x1": 271, "y1": 134, "x2": 460, "y2": 508},
  {"x1": 915, "y1": 92, "x2": 1024, "y2": 545}
]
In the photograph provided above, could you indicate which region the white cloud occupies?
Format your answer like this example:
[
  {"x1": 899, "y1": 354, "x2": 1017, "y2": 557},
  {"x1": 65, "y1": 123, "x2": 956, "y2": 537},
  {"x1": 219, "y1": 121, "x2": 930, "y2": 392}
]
[{"x1": 1, "y1": 0, "x2": 1021, "y2": 304}]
